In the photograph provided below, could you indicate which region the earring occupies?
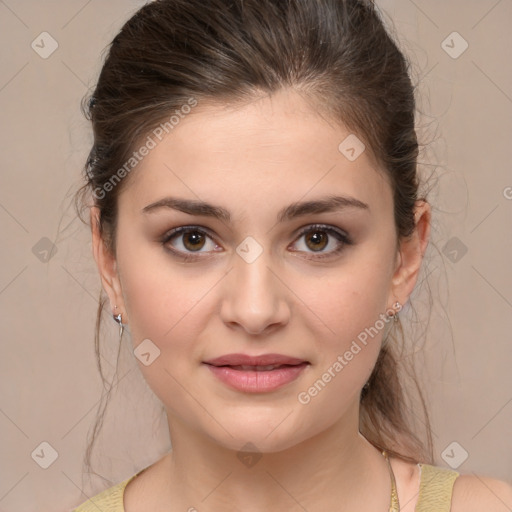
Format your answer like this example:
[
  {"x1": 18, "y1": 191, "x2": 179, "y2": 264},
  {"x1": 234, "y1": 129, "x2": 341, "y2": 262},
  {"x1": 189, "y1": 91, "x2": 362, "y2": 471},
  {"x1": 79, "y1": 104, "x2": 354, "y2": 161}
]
[
  {"x1": 112, "y1": 305, "x2": 124, "y2": 339},
  {"x1": 387, "y1": 301, "x2": 402, "y2": 322}
]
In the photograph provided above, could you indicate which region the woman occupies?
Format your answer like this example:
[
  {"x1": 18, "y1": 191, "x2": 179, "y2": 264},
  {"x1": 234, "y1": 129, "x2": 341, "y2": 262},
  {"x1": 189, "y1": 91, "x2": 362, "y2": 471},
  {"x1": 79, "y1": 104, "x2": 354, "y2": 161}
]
[{"x1": 72, "y1": 0, "x2": 512, "y2": 510}]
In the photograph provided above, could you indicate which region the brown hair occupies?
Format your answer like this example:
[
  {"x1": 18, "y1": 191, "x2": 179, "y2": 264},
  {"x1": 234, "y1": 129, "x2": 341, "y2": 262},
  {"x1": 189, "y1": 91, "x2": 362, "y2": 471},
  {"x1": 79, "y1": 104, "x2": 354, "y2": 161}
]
[{"x1": 74, "y1": 0, "x2": 434, "y2": 477}]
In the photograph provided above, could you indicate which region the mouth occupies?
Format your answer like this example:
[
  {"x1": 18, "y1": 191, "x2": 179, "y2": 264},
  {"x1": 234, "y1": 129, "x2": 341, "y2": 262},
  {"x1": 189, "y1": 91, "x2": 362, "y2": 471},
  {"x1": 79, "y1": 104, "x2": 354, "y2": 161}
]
[{"x1": 203, "y1": 354, "x2": 310, "y2": 392}]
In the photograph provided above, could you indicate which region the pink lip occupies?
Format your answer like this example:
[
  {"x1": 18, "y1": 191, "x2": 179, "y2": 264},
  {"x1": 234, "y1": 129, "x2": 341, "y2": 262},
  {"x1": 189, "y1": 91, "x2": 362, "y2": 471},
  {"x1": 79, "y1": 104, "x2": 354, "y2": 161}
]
[
  {"x1": 204, "y1": 353, "x2": 307, "y2": 366},
  {"x1": 203, "y1": 353, "x2": 309, "y2": 393}
]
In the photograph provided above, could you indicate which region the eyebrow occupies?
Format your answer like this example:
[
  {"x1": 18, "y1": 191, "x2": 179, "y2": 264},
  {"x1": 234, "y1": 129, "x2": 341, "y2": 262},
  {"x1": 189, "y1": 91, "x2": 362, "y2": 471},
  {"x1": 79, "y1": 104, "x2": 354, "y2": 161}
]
[{"x1": 141, "y1": 195, "x2": 369, "y2": 222}]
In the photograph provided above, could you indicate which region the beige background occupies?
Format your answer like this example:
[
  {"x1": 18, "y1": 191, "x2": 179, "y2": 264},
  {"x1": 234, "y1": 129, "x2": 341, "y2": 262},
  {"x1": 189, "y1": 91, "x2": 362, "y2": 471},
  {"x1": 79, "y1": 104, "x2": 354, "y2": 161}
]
[{"x1": 0, "y1": 0, "x2": 511, "y2": 510}]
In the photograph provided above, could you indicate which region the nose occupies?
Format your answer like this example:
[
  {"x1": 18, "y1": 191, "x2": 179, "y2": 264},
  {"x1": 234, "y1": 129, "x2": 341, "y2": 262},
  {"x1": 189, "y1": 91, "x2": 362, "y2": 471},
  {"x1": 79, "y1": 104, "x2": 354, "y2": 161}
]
[{"x1": 219, "y1": 248, "x2": 290, "y2": 336}]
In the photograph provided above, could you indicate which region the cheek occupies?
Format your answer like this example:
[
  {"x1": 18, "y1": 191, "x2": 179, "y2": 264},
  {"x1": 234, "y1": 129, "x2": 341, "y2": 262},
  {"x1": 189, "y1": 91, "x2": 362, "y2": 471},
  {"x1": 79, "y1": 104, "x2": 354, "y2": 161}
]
[
  {"x1": 292, "y1": 248, "x2": 395, "y2": 395},
  {"x1": 117, "y1": 252, "x2": 214, "y2": 416},
  {"x1": 116, "y1": 247, "x2": 217, "y2": 411},
  {"x1": 298, "y1": 254, "x2": 393, "y2": 345},
  {"x1": 117, "y1": 235, "x2": 213, "y2": 342}
]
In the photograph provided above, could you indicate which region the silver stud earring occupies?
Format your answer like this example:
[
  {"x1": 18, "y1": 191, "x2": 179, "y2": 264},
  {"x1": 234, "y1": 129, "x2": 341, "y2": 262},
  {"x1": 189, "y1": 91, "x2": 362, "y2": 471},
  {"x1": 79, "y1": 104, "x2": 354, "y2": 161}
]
[{"x1": 112, "y1": 305, "x2": 124, "y2": 339}]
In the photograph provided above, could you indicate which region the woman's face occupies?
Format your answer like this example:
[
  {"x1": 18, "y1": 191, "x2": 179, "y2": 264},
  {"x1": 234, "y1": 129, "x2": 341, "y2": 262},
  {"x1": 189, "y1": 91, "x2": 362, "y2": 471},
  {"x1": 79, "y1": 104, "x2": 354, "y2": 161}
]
[{"x1": 93, "y1": 89, "x2": 420, "y2": 453}]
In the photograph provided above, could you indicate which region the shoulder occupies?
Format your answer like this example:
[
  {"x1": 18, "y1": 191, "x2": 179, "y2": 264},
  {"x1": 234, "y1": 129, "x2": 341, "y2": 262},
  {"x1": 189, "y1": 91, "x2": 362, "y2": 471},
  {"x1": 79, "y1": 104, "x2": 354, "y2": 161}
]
[
  {"x1": 123, "y1": 453, "x2": 172, "y2": 509},
  {"x1": 387, "y1": 457, "x2": 512, "y2": 512},
  {"x1": 73, "y1": 456, "x2": 166, "y2": 511},
  {"x1": 450, "y1": 473, "x2": 512, "y2": 512},
  {"x1": 388, "y1": 457, "x2": 422, "y2": 511},
  {"x1": 72, "y1": 475, "x2": 135, "y2": 512}
]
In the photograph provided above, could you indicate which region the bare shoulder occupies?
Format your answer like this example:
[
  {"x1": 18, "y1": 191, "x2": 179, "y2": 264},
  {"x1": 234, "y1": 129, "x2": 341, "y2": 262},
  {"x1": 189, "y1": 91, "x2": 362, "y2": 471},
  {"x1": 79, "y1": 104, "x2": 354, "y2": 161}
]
[{"x1": 450, "y1": 473, "x2": 512, "y2": 512}]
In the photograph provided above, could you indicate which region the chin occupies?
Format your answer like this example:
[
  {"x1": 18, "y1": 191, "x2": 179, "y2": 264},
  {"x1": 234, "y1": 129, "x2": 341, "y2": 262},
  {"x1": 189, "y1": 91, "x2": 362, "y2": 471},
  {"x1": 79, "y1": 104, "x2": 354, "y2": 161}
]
[
  {"x1": 200, "y1": 411, "x2": 315, "y2": 455},
  {"x1": 217, "y1": 430, "x2": 304, "y2": 455}
]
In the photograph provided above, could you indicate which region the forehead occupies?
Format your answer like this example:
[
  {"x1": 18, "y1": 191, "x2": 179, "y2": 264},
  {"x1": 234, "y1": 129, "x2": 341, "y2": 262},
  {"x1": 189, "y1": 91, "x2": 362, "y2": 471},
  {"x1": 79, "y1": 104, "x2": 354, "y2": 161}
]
[{"x1": 119, "y1": 89, "x2": 392, "y2": 217}]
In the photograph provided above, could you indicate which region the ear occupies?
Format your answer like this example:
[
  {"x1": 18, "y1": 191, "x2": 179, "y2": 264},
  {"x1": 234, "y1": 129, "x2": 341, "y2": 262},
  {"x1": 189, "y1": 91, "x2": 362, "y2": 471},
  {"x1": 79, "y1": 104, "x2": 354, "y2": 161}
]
[
  {"x1": 389, "y1": 200, "x2": 431, "y2": 306},
  {"x1": 90, "y1": 206, "x2": 127, "y2": 321}
]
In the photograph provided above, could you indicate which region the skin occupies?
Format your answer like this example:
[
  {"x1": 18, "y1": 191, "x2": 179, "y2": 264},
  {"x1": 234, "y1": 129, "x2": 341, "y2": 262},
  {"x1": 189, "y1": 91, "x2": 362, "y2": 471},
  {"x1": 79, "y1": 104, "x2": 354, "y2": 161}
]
[{"x1": 90, "y1": 89, "x2": 511, "y2": 511}]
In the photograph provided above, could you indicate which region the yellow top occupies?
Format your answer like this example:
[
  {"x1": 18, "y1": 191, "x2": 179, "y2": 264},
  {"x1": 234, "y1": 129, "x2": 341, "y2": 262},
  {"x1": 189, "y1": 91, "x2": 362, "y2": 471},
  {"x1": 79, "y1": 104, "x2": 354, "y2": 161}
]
[{"x1": 72, "y1": 463, "x2": 459, "y2": 512}]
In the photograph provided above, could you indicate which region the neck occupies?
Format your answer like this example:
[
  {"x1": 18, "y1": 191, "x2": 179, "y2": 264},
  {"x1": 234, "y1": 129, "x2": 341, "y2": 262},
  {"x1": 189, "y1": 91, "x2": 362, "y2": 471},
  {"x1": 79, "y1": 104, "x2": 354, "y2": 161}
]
[{"x1": 154, "y1": 402, "x2": 393, "y2": 512}]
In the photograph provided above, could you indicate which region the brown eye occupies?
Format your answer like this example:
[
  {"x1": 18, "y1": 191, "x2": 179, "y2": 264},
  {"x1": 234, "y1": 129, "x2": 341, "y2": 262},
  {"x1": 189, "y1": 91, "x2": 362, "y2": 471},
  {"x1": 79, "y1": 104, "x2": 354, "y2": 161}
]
[
  {"x1": 291, "y1": 224, "x2": 352, "y2": 260},
  {"x1": 304, "y1": 230, "x2": 329, "y2": 252},
  {"x1": 161, "y1": 226, "x2": 220, "y2": 260},
  {"x1": 182, "y1": 230, "x2": 206, "y2": 251}
]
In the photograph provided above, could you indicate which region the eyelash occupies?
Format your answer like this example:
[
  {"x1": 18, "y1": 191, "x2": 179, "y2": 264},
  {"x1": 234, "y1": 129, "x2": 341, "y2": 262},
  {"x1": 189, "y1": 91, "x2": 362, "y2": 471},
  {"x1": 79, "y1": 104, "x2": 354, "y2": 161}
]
[{"x1": 160, "y1": 224, "x2": 353, "y2": 262}]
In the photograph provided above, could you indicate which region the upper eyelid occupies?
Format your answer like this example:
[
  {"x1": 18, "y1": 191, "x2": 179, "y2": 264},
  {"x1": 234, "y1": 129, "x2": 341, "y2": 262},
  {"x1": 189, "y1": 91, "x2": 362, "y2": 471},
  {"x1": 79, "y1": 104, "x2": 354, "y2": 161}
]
[
  {"x1": 163, "y1": 225, "x2": 220, "y2": 244},
  {"x1": 295, "y1": 224, "x2": 348, "y2": 238}
]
